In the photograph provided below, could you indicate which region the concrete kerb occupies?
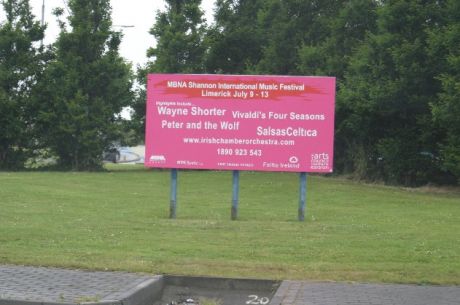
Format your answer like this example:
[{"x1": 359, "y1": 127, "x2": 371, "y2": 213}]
[
  {"x1": 163, "y1": 275, "x2": 279, "y2": 291},
  {"x1": 113, "y1": 276, "x2": 164, "y2": 305}
]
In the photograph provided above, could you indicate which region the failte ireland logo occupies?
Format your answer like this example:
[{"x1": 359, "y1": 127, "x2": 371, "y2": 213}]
[{"x1": 310, "y1": 153, "x2": 329, "y2": 169}]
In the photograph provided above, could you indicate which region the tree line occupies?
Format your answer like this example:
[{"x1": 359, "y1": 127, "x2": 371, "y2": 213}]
[
  {"x1": 1, "y1": 0, "x2": 459, "y2": 186},
  {"x1": 1, "y1": 0, "x2": 132, "y2": 170}
]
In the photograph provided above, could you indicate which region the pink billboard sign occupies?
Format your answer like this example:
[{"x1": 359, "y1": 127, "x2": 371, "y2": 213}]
[{"x1": 145, "y1": 74, "x2": 336, "y2": 172}]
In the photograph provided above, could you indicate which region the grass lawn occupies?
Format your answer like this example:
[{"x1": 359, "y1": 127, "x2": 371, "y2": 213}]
[{"x1": 0, "y1": 165, "x2": 459, "y2": 285}]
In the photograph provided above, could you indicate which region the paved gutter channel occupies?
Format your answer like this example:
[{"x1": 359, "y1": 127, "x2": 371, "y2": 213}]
[{"x1": 154, "y1": 276, "x2": 279, "y2": 305}]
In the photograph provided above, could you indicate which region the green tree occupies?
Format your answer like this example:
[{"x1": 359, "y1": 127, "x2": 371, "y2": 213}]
[
  {"x1": 429, "y1": 0, "x2": 460, "y2": 182},
  {"x1": 297, "y1": 0, "x2": 377, "y2": 78},
  {"x1": 338, "y1": 0, "x2": 447, "y2": 185},
  {"x1": 256, "y1": 0, "x2": 343, "y2": 75},
  {"x1": 147, "y1": 0, "x2": 207, "y2": 73},
  {"x1": 0, "y1": 0, "x2": 45, "y2": 169},
  {"x1": 205, "y1": 0, "x2": 266, "y2": 74},
  {"x1": 34, "y1": 0, "x2": 132, "y2": 170},
  {"x1": 296, "y1": 0, "x2": 379, "y2": 175},
  {"x1": 132, "y1": 0, "x2": 207, "y2": 141}
]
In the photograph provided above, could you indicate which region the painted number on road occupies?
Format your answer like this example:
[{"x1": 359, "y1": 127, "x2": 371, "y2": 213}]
[{"x1": 246, "y1": 295, "x2": 270, "y2": 305}]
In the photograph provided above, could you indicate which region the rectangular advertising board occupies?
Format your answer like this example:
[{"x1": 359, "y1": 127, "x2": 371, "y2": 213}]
[{"x1": 145, "y1": 74, "x2": 335, "y2": 172}]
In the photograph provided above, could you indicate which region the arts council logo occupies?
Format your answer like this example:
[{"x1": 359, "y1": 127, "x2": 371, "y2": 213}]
[{"x1": 310, "y1": 153, "x2": 330, "y2": 170}]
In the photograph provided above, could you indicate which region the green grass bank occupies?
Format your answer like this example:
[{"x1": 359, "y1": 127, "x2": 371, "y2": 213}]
[{"x1": 1, "y1": 165, "x2": 459, "y2": 285}]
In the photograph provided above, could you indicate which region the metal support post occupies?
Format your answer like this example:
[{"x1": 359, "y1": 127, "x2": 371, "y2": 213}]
[
  {"x1": 231, "y1": 170, "x2": 240, "y2": 220},
  {"x1": 299, "y1": 172, "x2": 307, "y2": 221},
  {"x1": 170, "y1": 169, "x2": 178, "y2": 219}
]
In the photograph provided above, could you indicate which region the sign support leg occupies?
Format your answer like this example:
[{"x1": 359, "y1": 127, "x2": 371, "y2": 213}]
[
  {"x1": 299, "y1": 172, "x2": 307, "y2": 221},
  {"x1": 231, "y1": 170, "x2": 240, "y2": 220},
  {"x1": 170, "y1": 168, "x2": 178, "y2": 219}
]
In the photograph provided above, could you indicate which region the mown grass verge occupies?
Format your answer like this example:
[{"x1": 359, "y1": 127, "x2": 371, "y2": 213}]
[{"x1": 0, "y1": 165, "x2": 459, "y2": 284}]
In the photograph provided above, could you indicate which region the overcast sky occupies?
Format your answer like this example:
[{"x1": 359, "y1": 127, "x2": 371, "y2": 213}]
[{"x1": 23, "y1": 0, "x2": 215, "y2": 67}]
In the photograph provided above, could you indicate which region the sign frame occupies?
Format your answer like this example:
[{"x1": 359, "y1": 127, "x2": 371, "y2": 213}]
[{"x1": 145, "y1": 73, "x2": 336, "y2": 173}]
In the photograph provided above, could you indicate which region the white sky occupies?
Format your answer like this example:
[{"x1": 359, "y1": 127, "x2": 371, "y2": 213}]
[{"x1": 23, "y1": 0, "x2": 215, "y2": 68}]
